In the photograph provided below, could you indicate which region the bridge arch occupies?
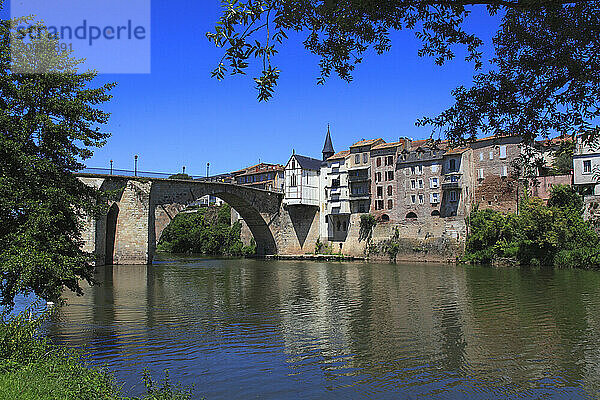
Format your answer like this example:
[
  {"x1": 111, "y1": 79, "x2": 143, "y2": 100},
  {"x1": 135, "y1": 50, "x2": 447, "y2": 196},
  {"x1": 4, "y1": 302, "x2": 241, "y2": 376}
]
[{"x1": 149, "y1": 179, "x2": 282, "y2": 260}]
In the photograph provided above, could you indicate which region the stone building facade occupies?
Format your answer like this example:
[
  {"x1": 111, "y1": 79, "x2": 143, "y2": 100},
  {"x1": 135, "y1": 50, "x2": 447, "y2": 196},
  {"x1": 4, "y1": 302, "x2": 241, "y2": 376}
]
[
  {"x1": 370, "y1": 141, "x2": 404, "y2": 222},
  {"x1": 395, "y1": 144, "x2": 445, "y2": 222},
  {"x1": 469, "y1": 135, "x2": 523, "y2": 214},
  {"x1": 348, "y1": 139, "x2": 384, "y2": 214}
]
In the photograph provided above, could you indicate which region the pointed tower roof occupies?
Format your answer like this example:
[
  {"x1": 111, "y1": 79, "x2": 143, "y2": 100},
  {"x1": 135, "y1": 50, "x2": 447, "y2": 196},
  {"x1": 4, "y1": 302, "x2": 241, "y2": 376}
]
[{"x1": 322, "y1": 124, "x2": 335, "y2": 161}]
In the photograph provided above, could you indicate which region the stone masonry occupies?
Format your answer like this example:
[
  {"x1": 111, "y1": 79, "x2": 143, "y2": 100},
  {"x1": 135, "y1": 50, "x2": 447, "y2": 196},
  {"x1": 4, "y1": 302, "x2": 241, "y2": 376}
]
[{"x1": 78, "y1": 174, "x2": 320, "y2": 265}]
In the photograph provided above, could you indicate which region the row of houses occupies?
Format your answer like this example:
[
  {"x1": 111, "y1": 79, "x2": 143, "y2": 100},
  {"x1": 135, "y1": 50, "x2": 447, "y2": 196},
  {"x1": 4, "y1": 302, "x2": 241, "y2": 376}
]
[{"x1": 213, "y1": 126, "x2": 599, "y2": 256}]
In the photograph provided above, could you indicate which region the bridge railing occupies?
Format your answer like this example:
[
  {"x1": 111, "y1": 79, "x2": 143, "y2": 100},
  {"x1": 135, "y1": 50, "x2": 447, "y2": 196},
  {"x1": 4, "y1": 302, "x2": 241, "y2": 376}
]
[
  {"x1": 78, "y1": 167, "x2": 285, "y2": 193},
  {"x1": 80, "y1": 167, "x2": 209, "y2": 180}
]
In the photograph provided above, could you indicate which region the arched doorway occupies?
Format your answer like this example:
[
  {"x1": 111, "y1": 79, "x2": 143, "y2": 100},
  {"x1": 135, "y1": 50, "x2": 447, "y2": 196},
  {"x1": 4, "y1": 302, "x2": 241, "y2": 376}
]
[
  {"x1": 105, "y1": 203, "x2": 119, "y2": 265},
  {"x1": 406, "y1": 212, "x2": 417, "y2": 220}
]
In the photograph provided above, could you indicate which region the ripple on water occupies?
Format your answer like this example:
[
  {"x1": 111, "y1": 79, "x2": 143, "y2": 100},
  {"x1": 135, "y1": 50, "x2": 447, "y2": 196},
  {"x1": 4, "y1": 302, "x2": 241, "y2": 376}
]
[{"x1": 46, "y1": 259, "x2": 600, "y2": 399}]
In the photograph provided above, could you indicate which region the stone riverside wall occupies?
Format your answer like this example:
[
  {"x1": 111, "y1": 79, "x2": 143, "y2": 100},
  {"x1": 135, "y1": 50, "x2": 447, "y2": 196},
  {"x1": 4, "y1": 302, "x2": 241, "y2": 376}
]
[{"x1": 322, "y1": 214, "x2": 466, "y2": 262}]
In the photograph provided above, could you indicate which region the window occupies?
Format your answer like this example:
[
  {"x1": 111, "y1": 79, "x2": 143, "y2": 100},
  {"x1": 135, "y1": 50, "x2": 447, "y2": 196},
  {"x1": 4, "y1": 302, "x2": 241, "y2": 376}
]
[
  {"x1": 450, "y1": 191, "x2": 457, "y2": 202},
  {"x1": 381, "y1": 214, "x2": 390, "y2": 222},
  {"x1": 291, "y1": 160, "x2": 296, "y2": 169},
  {"x1": 355, "y1": 154, "x2": 360, "y2": 164},
  {"x1": 431, "y1": 210, "x2": 440, "y2": 216},
  {"x1": 406, "y1": 212, "x2": 417, "y2": 220},
  {"x1": 419, "y1": 194, "x2": 424, "y2": 204},
  {"x1": 410, "y1": 166, "x2": 416, "y2": 174},
  {"x1": 411, "y1": 180, "x2": 416, "y2": 189},
  {"x1": 358, "y1": 203, "x2": 366, "y2": 213},
  {"x1": 479, "y1": 152, "x2": 484, "y2": 161},
  {"x1": 411, "y1": 195, "x2": 416, "y2": 204},
  {"x1": 376, "y1": 157, "x2": 382, "y2": 167},
  {"x1": 430, "y1": 177, "x2": 439, "y2": 189},
  {"x1": 387, "y1": 199, "x2": 393, "y2": 209},
  {"x1": 375, "y1": 200, "x2": 384, "y2": 210},
  {"x1": 449, "y1": 159, "x2": 456, "y2": 171},
  {"x1": 431, "y1": 164, "x2": 440, "y2": 173},
  {"x1": 386, "y1": 171, "x2": 394, "y2": 181},
  {"x1": 387, "y1": 156, "x2": 394, "y2": 166},
  {"x1": 418, "y1": 179, "x2": 424, "y2": 189},
  {"x1": 501, "y1": 165, "x2": 508, "y2": 177},
  {"x1": 375, "y1": 172, "x2": 382, "y2": 182},
  {"x1": 387, "y1": 186, "x2": 393, "y2": 196},
  {"x1": 417, "y1": 165, "x2": 423, "y2": 174},
  {"x1": 430, "y1": 193, "x2": 440, "y2": 204},
  {"x1": 489, "y1": 151, "x2": 494, "y2": 160},
  {"x1": 332, "y1": 178, "x2": 340, "y2": 187},
  {"x1": 499, "y1": 145, "x2": 507, "y2": 159},
  {"x1": 363, "y1": 153, "x2": 368, "y2": 163},
  {"x1": 377, "y1": 186, "x2": 383, "y2": 198},
  {"x1": 478, "y1": 168, "x2": 484, "y2": 179},
  {"x1": 584, "y1": 160, "x2": 592, "y2": 173},
  {"x1": 290, "y1": 174, "x2": 297, "y2": 187}
]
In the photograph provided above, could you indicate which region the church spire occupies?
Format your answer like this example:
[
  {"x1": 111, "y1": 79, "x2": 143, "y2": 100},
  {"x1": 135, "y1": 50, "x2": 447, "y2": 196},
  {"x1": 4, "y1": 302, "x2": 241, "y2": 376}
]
[{"x1": 322, "y1": 124, "x2": 335, "y2": 161}]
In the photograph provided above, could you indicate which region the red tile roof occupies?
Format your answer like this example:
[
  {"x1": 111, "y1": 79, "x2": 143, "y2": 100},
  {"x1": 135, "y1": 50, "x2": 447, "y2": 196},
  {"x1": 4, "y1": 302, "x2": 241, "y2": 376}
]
[
  {"x1": 350, "y1": 138, "x2": 385, "y2": 148},
  {"x1": 371, "y1": 141, "x2": 403, "y2": 150},
  {"x1": 327, "y1": 150, "x2": 350, "y2": 160}
]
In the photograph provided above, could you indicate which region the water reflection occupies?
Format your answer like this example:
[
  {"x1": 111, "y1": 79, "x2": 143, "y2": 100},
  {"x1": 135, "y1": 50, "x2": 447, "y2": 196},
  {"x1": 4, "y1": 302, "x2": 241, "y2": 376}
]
[{"x1": 48, "y1": 258, "x2": 600, "y2": 399}]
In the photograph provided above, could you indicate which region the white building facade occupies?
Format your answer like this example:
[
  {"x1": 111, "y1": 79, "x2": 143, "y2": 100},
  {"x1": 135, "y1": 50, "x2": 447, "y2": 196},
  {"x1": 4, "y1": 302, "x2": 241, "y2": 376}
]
[
  {"x1": 283, "y1": 154, "x2": 322, "y2": 206},
  {"x1": 320, "y1": 150, "x2": 351, "y2": 242},
  {"x1": 573, "y1": 134, "x2": 600, "y2": 195}
]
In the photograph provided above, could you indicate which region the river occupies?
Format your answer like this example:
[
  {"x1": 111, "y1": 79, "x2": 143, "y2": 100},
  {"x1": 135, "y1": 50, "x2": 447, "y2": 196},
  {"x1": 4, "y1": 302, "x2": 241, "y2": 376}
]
[{"x1": 46, "y1": 256, "x2": 600, "y2": 399}]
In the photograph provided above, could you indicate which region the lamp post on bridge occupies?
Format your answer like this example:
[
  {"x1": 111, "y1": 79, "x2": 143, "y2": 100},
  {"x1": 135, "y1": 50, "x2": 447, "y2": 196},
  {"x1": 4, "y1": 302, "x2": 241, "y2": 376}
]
[
  {"x1": 207, "y1": 162, "x2": 210, "y2": 179},
  {"x1": 110, "y1": 160, "x2": 113, "y2": 175},
  {"x1": 182, "y1": 166, "x2": 186, "y2": 175},
  {"x1": 134, "y1": 155, "x2": 138, "y2": 177}
]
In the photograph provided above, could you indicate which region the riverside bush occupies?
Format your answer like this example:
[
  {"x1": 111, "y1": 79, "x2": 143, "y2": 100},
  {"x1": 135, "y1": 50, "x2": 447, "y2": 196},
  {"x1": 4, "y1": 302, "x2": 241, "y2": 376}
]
[
  {"x1": 0, "y1": 306, "x2": 191, "y2": 400},
  {"x1": 465, "y1": 185, "x2": 600, "y2": 268}
]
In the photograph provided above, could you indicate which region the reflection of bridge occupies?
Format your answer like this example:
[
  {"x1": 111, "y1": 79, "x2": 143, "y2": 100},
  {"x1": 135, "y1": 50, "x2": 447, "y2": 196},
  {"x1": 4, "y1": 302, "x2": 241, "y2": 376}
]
[{"x1": 78, "y1": 173, "x2": 320, "y2": 265}]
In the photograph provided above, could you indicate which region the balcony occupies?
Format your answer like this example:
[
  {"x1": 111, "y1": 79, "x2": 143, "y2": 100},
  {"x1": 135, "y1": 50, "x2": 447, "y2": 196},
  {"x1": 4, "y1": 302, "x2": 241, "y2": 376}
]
[
  {"x1": 442, "y1": 182, "x2": 461, "y2": 190},
  {"x1": 348, "y1": 174, "x2": 370, "y2": 182},
  {"x1": 349, "y1": 193, "x2": 370, "y2": 200},
  {"x1": 442, "y1": 174, "x2": 462, "y2": 190}
]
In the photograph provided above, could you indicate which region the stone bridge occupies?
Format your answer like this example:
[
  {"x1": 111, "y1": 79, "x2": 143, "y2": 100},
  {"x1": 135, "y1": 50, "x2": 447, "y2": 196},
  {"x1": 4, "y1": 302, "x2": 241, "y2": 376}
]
[{"x1": 78, "y1": 174, "x2": 320, "y2": 265}]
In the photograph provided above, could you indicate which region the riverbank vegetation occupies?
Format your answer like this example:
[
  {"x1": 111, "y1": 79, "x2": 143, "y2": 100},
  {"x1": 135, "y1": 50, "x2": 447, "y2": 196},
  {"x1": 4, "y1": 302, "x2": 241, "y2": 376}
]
[
  {"x1": 157, "y1": 204, "x2": 256, "y2": 256},
  {"x1": 465, "y1": 185, "x2": 600, "y2": 268},
  {"x1": 0, "y1": 307, "x2": 191, "y2": 399}
]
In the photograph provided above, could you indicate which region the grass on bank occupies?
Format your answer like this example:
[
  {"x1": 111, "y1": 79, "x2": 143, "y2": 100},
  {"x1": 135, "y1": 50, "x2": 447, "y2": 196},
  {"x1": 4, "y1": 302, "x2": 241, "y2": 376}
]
[{"x1": 0, "y1": 307, "x2": 191, "y2": 400}]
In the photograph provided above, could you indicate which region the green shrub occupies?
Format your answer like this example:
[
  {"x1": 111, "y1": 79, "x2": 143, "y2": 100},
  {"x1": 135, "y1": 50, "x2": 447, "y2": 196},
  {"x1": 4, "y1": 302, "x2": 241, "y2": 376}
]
[
  {"x1": 157, "y1": 205, "x2": 249, "y2": 257},
  {"x1": 465, "y1": 187, "x2": 600, "y2": 268}
]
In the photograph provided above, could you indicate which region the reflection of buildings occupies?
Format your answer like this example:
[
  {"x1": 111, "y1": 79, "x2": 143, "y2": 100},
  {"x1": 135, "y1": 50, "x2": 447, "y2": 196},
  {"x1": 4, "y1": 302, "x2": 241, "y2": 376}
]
[{"x1": 49, "y1": 261, "x2": 600, "y2": 397}]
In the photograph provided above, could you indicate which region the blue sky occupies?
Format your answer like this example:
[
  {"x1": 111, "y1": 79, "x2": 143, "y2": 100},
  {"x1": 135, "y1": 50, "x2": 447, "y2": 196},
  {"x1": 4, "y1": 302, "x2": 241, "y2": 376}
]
[{"x1": 6, "y1": 1, "x2": 502, "y2": 176}]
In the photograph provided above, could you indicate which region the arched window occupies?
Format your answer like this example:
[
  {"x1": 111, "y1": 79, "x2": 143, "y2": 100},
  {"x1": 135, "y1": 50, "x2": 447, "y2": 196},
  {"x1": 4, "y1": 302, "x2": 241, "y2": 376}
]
[
  {"x1": 406, "y1": 212, "x2": 417, "y2": 220},
  {"x1": 387, "y1": 199, "x2": 393, "y2": 209},
  {"x1": 290, "y1": 174, "x2": 297, "y2": 187},
  {"x1": 431, "y1": 210, "x2": 440, "y2": 217},
  {"x1": 381, "y1": 214, "x2": 390, "y2": 222},
  {"x1": 387, "y1": 186, "x2": 393, "y2": 196}
]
